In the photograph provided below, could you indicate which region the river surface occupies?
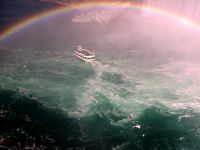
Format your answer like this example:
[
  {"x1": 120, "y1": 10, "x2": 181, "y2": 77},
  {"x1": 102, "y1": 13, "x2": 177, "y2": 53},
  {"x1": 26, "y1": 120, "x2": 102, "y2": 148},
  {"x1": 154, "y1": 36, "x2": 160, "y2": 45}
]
[{"x1": 0, "y1": 4, "x2": 200, "y2": 150}]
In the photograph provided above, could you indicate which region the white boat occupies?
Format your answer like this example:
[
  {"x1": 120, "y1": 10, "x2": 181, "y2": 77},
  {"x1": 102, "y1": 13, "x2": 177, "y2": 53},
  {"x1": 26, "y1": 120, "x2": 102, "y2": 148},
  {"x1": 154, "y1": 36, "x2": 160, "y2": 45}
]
[{"x1": 74, "y1": 46, "x2": 95, "y2": 62}]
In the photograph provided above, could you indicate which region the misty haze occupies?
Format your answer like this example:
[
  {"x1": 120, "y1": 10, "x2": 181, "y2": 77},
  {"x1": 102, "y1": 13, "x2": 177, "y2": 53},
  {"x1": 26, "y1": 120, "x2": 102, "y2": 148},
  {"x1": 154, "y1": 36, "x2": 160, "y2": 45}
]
[{"x1": 0, "y1": 0, "x2": 200, "y2": 149}]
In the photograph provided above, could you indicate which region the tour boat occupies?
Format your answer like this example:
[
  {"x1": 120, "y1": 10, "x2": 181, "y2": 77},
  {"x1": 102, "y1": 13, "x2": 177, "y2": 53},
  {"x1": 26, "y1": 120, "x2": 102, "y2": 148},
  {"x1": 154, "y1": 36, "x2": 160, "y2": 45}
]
[{"x1": 74, "y1": 46, "x2": 95, "y2": 62}]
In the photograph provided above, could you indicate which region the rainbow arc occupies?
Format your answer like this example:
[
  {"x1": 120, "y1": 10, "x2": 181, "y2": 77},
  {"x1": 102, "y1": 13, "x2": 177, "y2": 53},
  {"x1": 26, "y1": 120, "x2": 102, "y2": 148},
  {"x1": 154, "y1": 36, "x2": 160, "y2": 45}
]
[{"x1": 0, "y1": 1, "x2": 200, "y2": 41}]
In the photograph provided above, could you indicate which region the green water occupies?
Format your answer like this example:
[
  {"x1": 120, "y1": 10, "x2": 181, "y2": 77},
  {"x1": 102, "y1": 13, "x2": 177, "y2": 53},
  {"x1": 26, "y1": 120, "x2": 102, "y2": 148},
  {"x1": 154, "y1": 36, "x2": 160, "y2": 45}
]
[
  {"x1": 0, "y1": 51, "x2": 200, "y2": 149},
  {"x1": 1, "y1": 6, "x2": 200, "y2": 149}
]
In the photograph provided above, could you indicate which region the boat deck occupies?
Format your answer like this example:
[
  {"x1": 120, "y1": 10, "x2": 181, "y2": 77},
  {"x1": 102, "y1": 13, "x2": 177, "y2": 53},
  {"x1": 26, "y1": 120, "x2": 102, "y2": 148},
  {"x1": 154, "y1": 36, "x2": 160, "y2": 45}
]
[{"x1": 76, "y1": 49, "x2": 93, "y2": 56}]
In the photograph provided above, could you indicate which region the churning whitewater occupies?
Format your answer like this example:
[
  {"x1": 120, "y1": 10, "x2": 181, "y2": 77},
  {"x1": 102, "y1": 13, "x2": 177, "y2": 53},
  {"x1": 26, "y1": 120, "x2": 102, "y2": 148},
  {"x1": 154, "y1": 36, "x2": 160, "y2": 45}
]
[{"x1": 1, "y1": 3, "x2": 200, "y2": 149}]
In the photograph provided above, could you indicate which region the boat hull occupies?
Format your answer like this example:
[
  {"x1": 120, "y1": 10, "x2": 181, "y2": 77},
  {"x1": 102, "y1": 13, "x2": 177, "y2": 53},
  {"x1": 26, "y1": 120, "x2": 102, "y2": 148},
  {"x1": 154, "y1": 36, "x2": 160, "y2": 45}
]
[{"x1": 74, "y1": 54, "x2": 95, "y2": 62}]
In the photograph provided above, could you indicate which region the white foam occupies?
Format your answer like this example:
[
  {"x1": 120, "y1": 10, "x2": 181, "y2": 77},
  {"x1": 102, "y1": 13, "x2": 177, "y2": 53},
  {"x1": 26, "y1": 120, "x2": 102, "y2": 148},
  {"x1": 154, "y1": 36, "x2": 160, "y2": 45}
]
[
  {"x1": 132, "y1": 124, "x2": 141, "y2": 129},
  {"x1": 67, "y1": 59, "x2": 200, "y2": 120}
]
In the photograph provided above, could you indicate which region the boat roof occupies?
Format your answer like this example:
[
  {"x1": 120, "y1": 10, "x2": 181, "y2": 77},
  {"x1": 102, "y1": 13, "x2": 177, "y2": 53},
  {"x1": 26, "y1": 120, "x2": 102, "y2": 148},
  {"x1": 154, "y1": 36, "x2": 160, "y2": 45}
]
[{"x1": 76, "y1": 48, "x2": 94, "y2": 56}]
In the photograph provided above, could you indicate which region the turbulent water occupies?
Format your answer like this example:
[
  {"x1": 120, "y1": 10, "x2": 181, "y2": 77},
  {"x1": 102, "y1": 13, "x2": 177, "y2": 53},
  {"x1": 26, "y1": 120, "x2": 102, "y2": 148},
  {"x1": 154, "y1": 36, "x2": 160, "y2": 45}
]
[{"x1": 1, "y1": 5, "x2": 200, "y2": 150}]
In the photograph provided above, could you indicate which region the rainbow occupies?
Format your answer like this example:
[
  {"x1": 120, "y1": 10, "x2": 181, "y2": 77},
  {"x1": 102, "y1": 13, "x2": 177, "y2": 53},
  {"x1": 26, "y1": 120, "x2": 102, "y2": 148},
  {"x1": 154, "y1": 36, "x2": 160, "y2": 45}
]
[{"x1": 0, "y1": 1, "x2": 200, "y2": 41}]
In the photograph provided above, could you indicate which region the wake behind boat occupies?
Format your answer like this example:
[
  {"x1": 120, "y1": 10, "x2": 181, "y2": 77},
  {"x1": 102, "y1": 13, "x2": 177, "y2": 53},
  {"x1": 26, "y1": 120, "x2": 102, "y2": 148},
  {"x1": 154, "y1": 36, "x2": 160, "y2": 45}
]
[{"x1": 74, "y1": 46, "x2": 95, "y2": 62}]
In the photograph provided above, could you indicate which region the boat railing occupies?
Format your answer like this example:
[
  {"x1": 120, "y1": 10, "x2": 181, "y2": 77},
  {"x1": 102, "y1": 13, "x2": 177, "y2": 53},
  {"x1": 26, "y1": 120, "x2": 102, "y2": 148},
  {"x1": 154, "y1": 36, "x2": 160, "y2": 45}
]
[{"x1": 76, "y1": 46, "x2": 95, "y2": 56}]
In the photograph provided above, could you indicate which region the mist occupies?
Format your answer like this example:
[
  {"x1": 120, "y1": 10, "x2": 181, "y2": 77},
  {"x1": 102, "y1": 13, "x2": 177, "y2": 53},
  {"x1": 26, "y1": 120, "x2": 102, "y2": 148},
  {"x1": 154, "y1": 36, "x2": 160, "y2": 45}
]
[{"x1": 1, "y1": 1, "x2": 200, "y2": 149}]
